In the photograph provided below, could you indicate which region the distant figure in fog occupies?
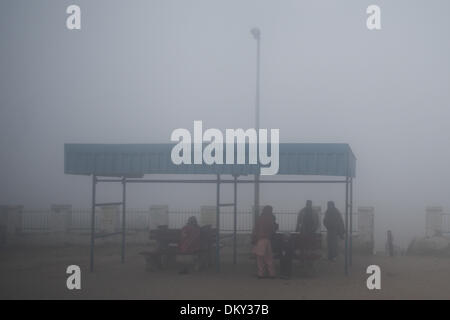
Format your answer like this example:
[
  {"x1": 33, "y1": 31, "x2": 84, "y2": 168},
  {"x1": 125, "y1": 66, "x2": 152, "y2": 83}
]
[
  {"x1": 296, "y1": 200, "x2": 319, "y2": 235},
  {"x1": 323, "y1": 201, "x2": 345, "y2": 261},
  {"x1": 252, "y1": 205, "x2": 278, "y2": 279},
  {"x1": 386, "y1": 230, "x2": 394, "y2": 257}
]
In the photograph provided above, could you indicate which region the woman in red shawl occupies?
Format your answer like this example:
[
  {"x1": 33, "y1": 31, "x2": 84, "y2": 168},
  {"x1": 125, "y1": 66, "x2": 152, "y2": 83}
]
[
  {"x1": 252, "y1": 206, "x2": 278, "y2": 278},
  {"x1": 179, "y1": 216, "x2": 201, "y2": 254}
]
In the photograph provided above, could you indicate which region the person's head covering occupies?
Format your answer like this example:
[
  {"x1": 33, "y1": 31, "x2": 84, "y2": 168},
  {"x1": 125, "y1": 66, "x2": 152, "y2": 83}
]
[
  {"x1": 306, "y1": 200, "x2": 312, "y2": 208},
  {"x1": 261, "y1": 205, "x2": 273, "y2": 216},
  {"x1": 327, "y1": 201, "x2": 335, "y2": 209},
  {"x1": 187, "y1": 216, "x2": 198, "y2": 226}
]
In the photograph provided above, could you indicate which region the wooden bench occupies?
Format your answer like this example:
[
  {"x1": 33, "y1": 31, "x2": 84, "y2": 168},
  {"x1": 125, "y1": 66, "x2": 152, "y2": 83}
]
[
  {"x1": 272, "y1": 232, "x2": 322, "y2": 270},
  {"x1": 272, "y1": 232, "x2": 322, "y2": 278},
  {"x1": 140, "y1": 226, "x2": 216, "y2": 272}
]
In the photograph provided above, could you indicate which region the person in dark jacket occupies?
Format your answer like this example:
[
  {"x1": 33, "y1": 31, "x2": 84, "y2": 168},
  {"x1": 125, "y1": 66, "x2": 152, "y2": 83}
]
[
  {"x1": 296, "y1": 200, "x2": 319, "y2": 235},
  {"x1": 323, "y1": 201, "x2": 345, "y2": 261},
  {"x1": 295, "y1": 200, "x2": 320, "y2": 266}
]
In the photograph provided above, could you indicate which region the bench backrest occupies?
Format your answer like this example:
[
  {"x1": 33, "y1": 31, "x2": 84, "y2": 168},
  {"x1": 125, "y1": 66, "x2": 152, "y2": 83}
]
[
  {"x1": 150, "y1": 226, "x2": 216, "y2": 246},
  {"x1": 272, "y1": 232, "x2": 322, "y2": 253}
]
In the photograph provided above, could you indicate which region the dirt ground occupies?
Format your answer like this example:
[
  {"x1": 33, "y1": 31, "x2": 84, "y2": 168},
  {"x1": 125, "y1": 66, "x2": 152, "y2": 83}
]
[{"x1": 0, "y1": 243, "x2": 449, "y2": 299}]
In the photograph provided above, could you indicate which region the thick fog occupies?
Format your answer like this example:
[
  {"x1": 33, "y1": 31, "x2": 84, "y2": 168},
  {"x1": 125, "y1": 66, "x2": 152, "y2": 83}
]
[{"x1": 1, "y1": 0, "x2": 450, "y2": 250}]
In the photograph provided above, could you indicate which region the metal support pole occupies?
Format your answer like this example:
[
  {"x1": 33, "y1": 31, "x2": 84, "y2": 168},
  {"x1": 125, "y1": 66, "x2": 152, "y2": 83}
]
[
  {"x1": 254, "y1": 174, "x2": 260, "y2": 225},
  {"x1": 233, "y1": 175, "x2": 238, "y2": 265},
  {"x1": 90, "y1": 175, "x2": 97, "y2": 272},
  {"x1": 121, "y1": 177, "x2": 126, "y2": 263},
  {"x1": 216, "y1": 174, "x2": 220, "y2": 272},
  {"x1": 344, "y1": 176, "x2": 349, "y2": 276},
  {"x1": 255, "y1": 33, "x2": 260, "y2": 132},
  {"x1": 252, "y1": 28, "x2": 261, "y2": 229},
  {"x1": 349, "y1": 178, "x2": 353, "y2": 266}
]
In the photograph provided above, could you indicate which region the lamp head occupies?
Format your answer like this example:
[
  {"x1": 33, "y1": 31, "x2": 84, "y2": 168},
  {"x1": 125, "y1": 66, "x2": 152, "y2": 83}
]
[{"x1": 250, "y1": 27, "x2": 260, "y2": 39}]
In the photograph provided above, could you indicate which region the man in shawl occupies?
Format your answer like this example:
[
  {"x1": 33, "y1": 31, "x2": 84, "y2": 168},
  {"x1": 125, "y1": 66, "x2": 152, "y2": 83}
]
[
  {"x1": 323, "y1": 201, "x2": 345, "y2": 261},
  {"x1": 252, "y1": 205, "x2": 278, "y2": 278}
]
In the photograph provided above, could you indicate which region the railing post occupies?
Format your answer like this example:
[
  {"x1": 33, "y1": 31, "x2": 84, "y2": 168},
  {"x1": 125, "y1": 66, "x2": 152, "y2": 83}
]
[
  {"x1": 90, "y1": 174, "x2": 97, "y2": 272},
  {"x1": 121, "y1": 177, "x2": 126, "y2": 263},
  {"x1": 233, "y1": 175, "x2": 238, "y2": 265},
  {"x1": 345, "y1": 176, "x2": 349, "y2": 276},
  {"x1": 216, "y1": 174, "x2": 220, "y2": 271},
  {"x1": 349, "y1": 178, "x2": 353, "y2": 266}
]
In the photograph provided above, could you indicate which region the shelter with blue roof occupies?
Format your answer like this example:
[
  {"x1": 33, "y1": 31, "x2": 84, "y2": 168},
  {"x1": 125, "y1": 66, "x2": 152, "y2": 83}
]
[{"x1": 64, "y1": 143, "x2": 356, "y2": 274}]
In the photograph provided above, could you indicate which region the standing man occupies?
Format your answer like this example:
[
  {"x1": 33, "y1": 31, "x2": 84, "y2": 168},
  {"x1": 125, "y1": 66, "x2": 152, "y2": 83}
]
[
  {"x1": 323, "y1": 201, "x2": 345, "y2": 261},
  {"x1": 296, "y1": 200, "x2": 319, "y2": 235}
]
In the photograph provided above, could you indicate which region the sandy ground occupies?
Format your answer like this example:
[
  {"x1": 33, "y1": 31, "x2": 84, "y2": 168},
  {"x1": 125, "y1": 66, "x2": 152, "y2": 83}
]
[{"x1": 0, "y1": 243, "x2": 449, "y2": 299}]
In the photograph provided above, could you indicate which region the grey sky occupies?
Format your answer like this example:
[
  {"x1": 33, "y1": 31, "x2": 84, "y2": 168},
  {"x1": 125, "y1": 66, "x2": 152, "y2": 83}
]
[{"x1": 1, "y1": 0, "x2": 450, "y2": 248}]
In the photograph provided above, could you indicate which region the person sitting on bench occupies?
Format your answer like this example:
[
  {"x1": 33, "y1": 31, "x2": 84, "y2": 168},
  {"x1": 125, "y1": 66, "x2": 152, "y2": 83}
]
[
  {"x1": 178, "y1": 216, "x2": 201, "y2": 274},
  {"x1": 179, "y1": 216, "x2": 201, "y2": 253}
]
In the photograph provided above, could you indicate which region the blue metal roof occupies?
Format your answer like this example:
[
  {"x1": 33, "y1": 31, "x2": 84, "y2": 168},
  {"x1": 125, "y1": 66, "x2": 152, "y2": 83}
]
[{"x1": 64, "y1": 143, "x2": 356, "y2": 178}]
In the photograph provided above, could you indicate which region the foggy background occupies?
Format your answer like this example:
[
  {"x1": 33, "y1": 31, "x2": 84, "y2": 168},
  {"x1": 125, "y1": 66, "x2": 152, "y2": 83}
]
[{"x1": 1, "y1": 0, "x2": 450, "y2": 250}]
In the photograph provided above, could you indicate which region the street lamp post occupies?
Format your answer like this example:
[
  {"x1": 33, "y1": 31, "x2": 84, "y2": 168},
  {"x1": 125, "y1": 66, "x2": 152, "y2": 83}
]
[{"x1": 251, "y1": 27, "x2": 261, "y2": 223}]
